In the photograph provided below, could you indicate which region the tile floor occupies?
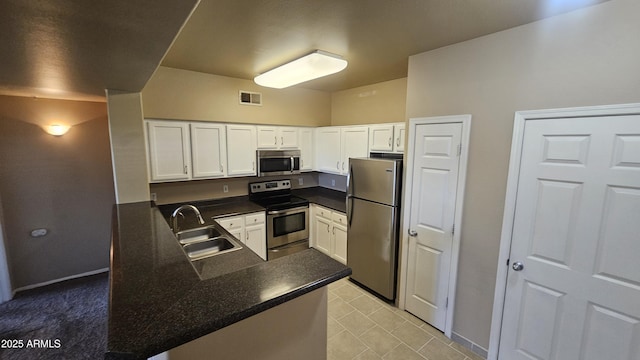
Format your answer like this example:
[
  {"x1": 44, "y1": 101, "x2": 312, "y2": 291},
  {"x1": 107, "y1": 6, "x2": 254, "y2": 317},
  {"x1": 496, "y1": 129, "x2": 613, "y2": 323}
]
[{"x1": 327, "y1": 278, "x2": 484, "y2": 360}]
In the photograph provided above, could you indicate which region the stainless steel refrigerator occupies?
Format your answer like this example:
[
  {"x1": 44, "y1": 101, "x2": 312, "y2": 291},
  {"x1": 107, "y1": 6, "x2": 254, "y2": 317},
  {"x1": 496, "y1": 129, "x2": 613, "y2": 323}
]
[{"x1": 346, "y1": 157, "x2": 402, "y2": 301}]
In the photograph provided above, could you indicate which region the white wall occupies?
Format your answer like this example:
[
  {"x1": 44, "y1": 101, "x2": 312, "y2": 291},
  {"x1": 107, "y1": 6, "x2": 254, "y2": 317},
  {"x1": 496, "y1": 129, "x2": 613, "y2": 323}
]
[
  {"x1": 331, "y1": 78, "x2": 407, "y2": 125},
  {"x1": 406, "y1": 0, "x2": 640, "y2": 349},
  {"x1": 142, "y1": 67, "x2": 331, "y2": 126},
  {"x1": 107, "y1": 90, "x2": 150, "y2": 204}
]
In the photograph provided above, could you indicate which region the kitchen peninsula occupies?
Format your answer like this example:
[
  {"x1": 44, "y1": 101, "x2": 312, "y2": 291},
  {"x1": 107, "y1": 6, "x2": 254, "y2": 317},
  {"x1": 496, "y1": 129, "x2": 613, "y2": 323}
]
[{"x1": 106, "y1": 200, "x2": 350, "y2": 359}]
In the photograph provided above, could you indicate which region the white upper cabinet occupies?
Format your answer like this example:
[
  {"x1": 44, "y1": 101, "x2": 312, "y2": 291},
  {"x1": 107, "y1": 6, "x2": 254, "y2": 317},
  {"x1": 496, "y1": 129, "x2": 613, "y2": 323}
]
[
  {"x1": 256, "y1": 126, "x2": 278, "y2": 149},
  {"x1": 257, "y1": 126, "x2": 299, "y2": 149},
  {"x1": 369, "y1": 124, "x2": 394, "y2": 152},
  {"x1": 147, "y1": 120, "x2": 191, "y2": 182},
  {"x1": 393, "y1": 123, "x2": 405, "y2": 153},
  {"x1": 226, "y1": 125, "x2": 257, "y2": 177},
  {"x1": 340, "y1": 126, "x2": 369, "y2": 174},
  {"x1": 298, "y1": 127, "x2": 314, "y2": 171},
  {"x1": 369, "y1": 122, "x2": 405, "y2": 153},
  {"x1": 279, "y1": 127, "x2": 299, "y2": 149},
  {"x1": 190, "y1": 123, "x2": 226, "y2": 179},
  {"x1": 316, "y1": 126, "x2": 369, "y2": 175},
  {"x1": 315, "y1": 127, "x2": 342, "y2": 174}
]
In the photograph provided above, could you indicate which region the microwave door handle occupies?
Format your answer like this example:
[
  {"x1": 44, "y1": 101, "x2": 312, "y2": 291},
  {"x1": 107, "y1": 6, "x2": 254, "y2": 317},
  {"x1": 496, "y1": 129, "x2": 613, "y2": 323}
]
[{"x1": 291, "y1": 156, "x2": 294, "y2": 173}]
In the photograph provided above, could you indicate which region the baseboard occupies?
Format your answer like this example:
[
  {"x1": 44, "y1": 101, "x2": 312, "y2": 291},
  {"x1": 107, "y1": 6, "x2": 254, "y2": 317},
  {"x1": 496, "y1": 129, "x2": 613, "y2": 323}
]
[
  {"x1": 451, "y1": 331, "x2": 488, "y2": 359},
  {"x1": 12, "y1": 267, "x2": 109, "y2": 296}
]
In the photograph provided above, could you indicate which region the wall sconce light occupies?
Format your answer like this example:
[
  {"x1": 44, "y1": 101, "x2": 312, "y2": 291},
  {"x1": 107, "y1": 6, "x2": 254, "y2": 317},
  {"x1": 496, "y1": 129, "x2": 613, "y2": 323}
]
[
  {"x1": 254, "y1": 50, "x2": 348, "y2": 89},
  {"x1": 45, "y1": 124, "x2": 71, "y2": 136}
]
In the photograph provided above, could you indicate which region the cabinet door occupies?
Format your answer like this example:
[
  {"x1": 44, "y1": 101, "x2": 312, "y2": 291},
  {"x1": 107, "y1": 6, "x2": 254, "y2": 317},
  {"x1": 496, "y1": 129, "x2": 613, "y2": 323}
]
[
  {"x1": 256, "y1": 126, "x2": 279, "y2": 149},
  {"x1": 217, "y1": 215, "x2": 244, "y2": 243},
  {"x1": 190, "y1": 123, "x2": 226, "y2": 179},
  {"x1": 245, "y1": 224, "x2": 266, "y2": 260},
  {"x1": 316, "y1": 127, "x2": 341, "y2": 174},
  {"x1": 393, "y1": 123, "x2": 406, "y2": 153},
  {"x1": 299, "y1": 128, "x2": 314, "y2": 171},
  {"x1": 340, "y1": 126, "x2": 369, "y2": 174},
  {"x1": 226, "y1": 125, "x2": 257, "y2": 176},
  {"x1": 313, "y1": 216, "x2": 332, "y2": 255},
  {"x1": 279, "y1": 127, "x2": 299, "y2": 149},
  {"x1": 333, "y1": 222, "x2": 348, "y2": 265},
  {"x1": 147, "y1": 121, "x2": 191, "y2": 182},
  {"x1": 369, "y1": 125, "x2": 394, "y2": 152}
]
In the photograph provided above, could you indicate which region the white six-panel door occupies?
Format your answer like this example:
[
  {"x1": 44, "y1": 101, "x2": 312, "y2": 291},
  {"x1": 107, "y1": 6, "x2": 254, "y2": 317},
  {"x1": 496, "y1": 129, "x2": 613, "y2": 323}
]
[
  {"x1": 498, "y1": 114, "x2": 640, "y2": 359},
  {"x1": 405, "y1": 122, "x2": 463, "y2": 331}
]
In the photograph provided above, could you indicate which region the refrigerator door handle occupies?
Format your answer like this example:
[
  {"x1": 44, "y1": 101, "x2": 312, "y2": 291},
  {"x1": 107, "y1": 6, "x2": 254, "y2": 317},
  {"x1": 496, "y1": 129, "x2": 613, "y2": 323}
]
[
  {"x1": 346, "y1": 195, "x2": 353, "y2": 227},
  {"x1": 346, "y1": 163, "x2": 355, "y2": 226}
]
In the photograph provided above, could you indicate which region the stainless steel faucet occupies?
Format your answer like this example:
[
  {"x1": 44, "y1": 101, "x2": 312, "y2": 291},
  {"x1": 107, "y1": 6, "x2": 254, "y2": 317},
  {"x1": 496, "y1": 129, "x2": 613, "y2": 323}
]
[{"x1": 170, "y1": 205, "x2": 205, "y2": 232}]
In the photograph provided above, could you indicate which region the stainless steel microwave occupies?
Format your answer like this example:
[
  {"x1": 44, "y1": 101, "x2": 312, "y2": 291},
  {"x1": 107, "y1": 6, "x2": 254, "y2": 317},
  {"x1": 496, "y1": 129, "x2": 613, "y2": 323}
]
[{"x1": 256, "y1": 150, "x2": 301, "y2": 177}]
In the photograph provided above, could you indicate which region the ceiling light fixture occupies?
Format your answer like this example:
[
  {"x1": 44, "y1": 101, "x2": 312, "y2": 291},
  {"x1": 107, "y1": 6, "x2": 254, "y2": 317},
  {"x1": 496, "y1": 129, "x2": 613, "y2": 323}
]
[
  {"x1": 45, "y1": 124, "x2": 71, "y2": 136},
  {"x1": 254, "y1": 50, "x2": 348, "y2": 89}
]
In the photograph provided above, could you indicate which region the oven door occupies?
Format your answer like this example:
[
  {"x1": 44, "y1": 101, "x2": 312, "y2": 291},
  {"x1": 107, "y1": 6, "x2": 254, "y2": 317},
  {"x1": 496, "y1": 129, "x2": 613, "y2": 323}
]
[
  {"x1": 266, "y1": 206, "x2": 309, "y2": 248},
  {"x1": 257, "y1": 150, "x2": 301, "y2": 177}
]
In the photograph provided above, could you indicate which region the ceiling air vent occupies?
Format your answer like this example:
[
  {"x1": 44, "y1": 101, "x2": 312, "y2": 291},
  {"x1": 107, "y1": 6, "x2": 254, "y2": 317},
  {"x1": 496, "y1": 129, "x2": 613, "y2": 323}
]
[{"x1": 239, "y1": 91, "x2": 262, "y2": 106}]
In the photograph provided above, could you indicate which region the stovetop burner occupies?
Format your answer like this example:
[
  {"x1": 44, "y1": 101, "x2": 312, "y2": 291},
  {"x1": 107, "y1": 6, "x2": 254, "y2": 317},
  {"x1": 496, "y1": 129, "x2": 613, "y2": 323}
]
[{"x1": 249, "y1": 179, "x2": 309, "y2": 211}]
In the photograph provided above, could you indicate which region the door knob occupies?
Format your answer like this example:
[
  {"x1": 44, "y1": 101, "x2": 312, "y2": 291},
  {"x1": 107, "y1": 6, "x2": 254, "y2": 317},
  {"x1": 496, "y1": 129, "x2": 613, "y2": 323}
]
[
  {"x1": 408, "y1": 229, "x2": 417, "y2": 237},
  {"x1": 512, "y1": 262, "x2": 524, "y2": 271}
]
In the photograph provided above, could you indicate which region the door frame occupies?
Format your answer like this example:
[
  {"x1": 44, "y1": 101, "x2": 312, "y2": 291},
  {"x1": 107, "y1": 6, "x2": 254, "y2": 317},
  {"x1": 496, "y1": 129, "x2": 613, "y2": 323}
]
[
  {"x1": 488, "y1": 102, "x2": 640, "y2": 360},
  {"x1": 398, "y1": 114, "x2": 471, "y2": 338},
  {"x1": 0, "y1": 222, "x2": 12, "y2": 303}
]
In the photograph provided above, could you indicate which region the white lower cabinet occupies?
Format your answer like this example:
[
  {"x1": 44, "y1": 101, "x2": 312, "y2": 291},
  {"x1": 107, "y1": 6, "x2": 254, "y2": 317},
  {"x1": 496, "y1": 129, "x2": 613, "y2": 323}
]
[
  {"x1": 310, "y1": 204, "x2": 347, "y2": 264},
  {"x1": 216, "y1": 211, "x2": 266, "y2": 260}
]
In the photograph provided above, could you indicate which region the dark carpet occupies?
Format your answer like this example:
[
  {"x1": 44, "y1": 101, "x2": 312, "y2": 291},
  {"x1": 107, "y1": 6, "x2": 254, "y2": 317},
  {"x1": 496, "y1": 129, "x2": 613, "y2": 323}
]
[{"x1": 0, "y1": 272, "x2": 108, "y2": 360}]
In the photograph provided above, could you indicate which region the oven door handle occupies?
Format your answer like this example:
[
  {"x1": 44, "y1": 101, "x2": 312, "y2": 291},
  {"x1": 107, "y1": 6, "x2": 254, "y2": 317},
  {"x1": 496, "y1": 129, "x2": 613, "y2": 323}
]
[{"x1": 267, "y1": 206, "x2": 308, "y2": 216}]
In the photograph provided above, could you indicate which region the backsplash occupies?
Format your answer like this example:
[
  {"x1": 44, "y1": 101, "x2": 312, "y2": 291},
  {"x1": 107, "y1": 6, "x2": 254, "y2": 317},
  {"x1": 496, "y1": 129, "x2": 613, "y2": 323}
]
[
  {"x1": 150, "y1": 172, "x2": 320, "y2": 205},
  {"x1": 318, "y1": 173, "x2": 347, "y2": 192}
]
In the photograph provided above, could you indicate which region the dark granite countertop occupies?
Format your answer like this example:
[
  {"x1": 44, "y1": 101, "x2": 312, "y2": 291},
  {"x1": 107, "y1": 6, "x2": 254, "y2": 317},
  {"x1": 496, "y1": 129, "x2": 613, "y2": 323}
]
[
  {"x1": 107, "y1": 201, "x2": 350, "y2": 359},
  {"x1": 293, "y1": 187, "x2": 347, "y2": 213},
  {"x1": 157, "y1": 195, "x2": 265, "y2": 229}
]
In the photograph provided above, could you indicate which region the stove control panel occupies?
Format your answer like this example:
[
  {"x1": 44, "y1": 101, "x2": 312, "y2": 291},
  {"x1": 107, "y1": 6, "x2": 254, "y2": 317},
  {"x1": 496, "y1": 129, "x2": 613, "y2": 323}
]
[{"x1": 249, "y1": 180, "x2": 291, "y2": 193}]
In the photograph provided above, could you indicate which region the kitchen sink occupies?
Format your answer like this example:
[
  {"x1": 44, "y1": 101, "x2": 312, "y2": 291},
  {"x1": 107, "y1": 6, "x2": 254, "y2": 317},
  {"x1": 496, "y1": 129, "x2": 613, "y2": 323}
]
[
  {"x1": 182, "y1": 236, "x2": 242, "y2": 260},
  {"x1": 175, "y1": 225, "x2": 242, "y2": 261},
  {"x1": 176, "y1": 226, "x2": 225, "y2": 245}
]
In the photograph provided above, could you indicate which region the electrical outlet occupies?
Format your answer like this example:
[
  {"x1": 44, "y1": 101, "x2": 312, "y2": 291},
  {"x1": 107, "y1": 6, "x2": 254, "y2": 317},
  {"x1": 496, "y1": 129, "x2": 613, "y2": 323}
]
[
  {"x1": 30, "y1": 228, "x2": 48, "y2": 237},
  {"x1": 298, "y1": 178, "x2": 303, "y2": 185},
  {"x1": 223, "y1": 185, "x2": 229, "y2": 193},
  {"x1": 331, "y1": 179, "x2": 336, "y2": 187}
]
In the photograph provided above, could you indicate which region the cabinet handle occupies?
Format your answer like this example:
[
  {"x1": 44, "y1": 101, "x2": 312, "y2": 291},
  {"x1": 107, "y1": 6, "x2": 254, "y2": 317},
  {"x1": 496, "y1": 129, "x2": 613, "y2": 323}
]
[
  {"x1": 389, "y1": 137, "x2": 392, "y2": 147},
  {"x1": 274, "y1": 136, "x2": 277, "y2": 145},
  {"x1": 332, "y1": 227, "x2": 335, "y2": 235},
  {"x1": 184, "y1": 165, "x2": 188, "y2": 174},
  {"x1": 342, "y1": 162, "x2": 345, "y2": 171},
  {"x1": 336, "y1": 161, "x2": 340, "y2": 170},
  {"x1": 252, "y1": 161, "x2": 255, "y2": 171},
  {"x1": 396, "y1": 137, "x2": 400, "y2": 147},
  {"x1": 220, "y1": 164, "x2": 224, "y2": 172},
  {"x1": 281, "y1": 137, "x2": 284, "y2": 146}
]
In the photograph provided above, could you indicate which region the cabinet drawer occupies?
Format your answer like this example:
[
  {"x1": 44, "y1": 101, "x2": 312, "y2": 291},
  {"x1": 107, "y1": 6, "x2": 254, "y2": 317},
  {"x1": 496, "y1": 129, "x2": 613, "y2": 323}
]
[
  {"x1": 315, "y1": 206, "x2": 332, "y2": 220},
  {"x1": 216, "y1": 216, "x2": 243, "y2": 230},
  {"x1": 245, "y1": 212, "x2": 265, "y2": 225},
  {"x1": 332, "y1": 212, "x2": 347, "y2": 225}
]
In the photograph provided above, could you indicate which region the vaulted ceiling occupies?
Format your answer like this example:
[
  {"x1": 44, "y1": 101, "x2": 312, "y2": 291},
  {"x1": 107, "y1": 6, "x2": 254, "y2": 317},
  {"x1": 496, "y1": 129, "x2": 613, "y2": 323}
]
[{"x1": 0, "y1": 0, "x2": 606, "y2": 101}]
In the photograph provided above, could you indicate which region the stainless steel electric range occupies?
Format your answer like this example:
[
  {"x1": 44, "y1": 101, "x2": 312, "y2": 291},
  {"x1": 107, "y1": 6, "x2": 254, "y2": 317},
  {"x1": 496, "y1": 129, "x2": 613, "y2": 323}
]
[{"x1": 249, "y1": 180, "x2": 309, "y2": 260}]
